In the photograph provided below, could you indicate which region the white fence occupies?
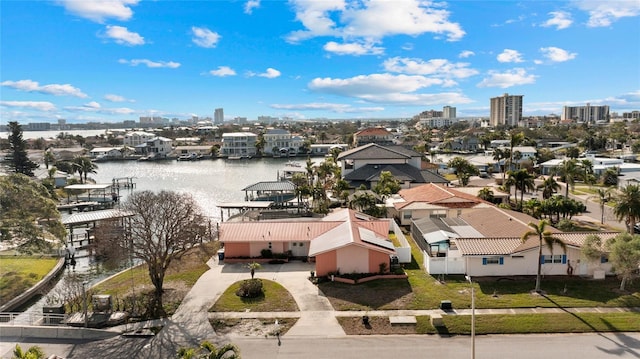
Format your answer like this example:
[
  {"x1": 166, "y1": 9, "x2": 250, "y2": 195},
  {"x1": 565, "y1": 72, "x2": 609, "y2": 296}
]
[
  {"x1": 0, "y1": 312, "x2": 67, "y2": 326},
  {"x1": 388, "y1": 219, "x2": 411, "y2": 263},
  {"x1": 424, "y1": 252, "x2": 466, "y2": 275}
]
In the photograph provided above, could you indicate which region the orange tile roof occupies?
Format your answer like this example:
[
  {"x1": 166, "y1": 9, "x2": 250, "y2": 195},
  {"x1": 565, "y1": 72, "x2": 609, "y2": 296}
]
[
  {"x1": 394, "y1": 183, "x2": 485, "y2": 210},
  {"x1": 355, "y1": 127, "x2": 391, "y2": 136}
]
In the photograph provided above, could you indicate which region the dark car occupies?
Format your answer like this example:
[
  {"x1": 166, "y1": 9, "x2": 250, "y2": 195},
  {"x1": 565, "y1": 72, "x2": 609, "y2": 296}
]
[{"x1": 634, "y1": 223, "x2": 640, "y2": 234}]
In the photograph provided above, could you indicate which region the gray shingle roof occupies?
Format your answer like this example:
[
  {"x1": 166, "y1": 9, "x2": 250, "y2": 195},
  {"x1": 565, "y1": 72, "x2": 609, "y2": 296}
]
[
  {"x1": 337, "y1": 143, "x2": 420, "y2": 160},
  {"x1": 344, "y1": 164, "x2": 448, "y2": 184},
  {"x1": 241, "y1": 181, "x2": 295, "y2": 191}
]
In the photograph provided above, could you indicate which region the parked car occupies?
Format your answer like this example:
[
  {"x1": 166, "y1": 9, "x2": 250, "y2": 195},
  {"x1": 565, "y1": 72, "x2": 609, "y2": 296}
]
[{"x1": 634, "y1": 223, "x2": 640, "y2": 234}]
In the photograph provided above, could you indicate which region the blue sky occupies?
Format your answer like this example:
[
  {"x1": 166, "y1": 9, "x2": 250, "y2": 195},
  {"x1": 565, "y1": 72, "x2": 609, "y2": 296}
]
[{"x1": 1, "y1": 0, "x2": 639, "y2": 124}]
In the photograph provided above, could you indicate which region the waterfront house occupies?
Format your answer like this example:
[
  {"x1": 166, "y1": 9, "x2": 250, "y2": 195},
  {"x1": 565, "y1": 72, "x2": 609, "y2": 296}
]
[
  {"x1": 353, "y1": 127, "x2": 395, "y2": 147},
  {"x1": 263, "y1": 129, "x2": 304, "y2": 156},
  {"x1": 219, "y1": 208, "x2": 399, "y2": 276},
  {"x1": 309, "y1": 144, "x2": 349, "y2": 157},
  {"x1": 123, "y1": 131, "x2": 156, "y2": 147},
  {"x1": 135, "y1": 136, "x2": 172, "y2": 159},
  {"x1": 220, "y1": 132, "x2": 257, "y2": 158},
  {"x1": 34, "y1": 168, "x2": 69, "y2": 188},
  {"x1": 89, "y1": 147, "x2": 125, "y2": 161},
  {"x1": 337, "y1": 143, "x2": 448, "y2": 190}
]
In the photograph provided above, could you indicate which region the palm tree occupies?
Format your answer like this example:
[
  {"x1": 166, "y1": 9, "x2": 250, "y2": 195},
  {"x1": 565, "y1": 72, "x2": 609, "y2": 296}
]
[
  {"x1": 178, "y1": 341, "x2": 240, "y2": 359},
  {"x1": 73, "y1": 156, "x2": 98, "y2": 183},
  {"x1": 537, "y1": 176, "x2": 561, "y2": 199},
  {"x1": 492, "y1": 148, "x2": 507, "y2": 181},
  {"x1": 477, "y1": 187, "x2": 494, "y2": 202},
  {"x1": 246, "y1": 262, "x2": 262, "y2": 279},
  {"x1": 508, "y1": 131, "x2": 524, "y2": 171},
  {"x1": 43, "y1": 150, "x2": 56, "y2": 169},
  {"x1": 553, "y1": 158, "x2": 581, "y2": 198},
  {"x1": 508, "y1": 169, "x2": 535, "y2": 210},
  {"x1": 521, "y1": 220, "x2": 566, "y2": 293},
  {"x1": 613, "y1": 184, "x2": 640, "y2": 233},
  {"x1": 12, "y1": 344, "x2": 45, "y2": 359},
  {"x1": 591, "y1": 187, "x2": 613, "y2": 224}
]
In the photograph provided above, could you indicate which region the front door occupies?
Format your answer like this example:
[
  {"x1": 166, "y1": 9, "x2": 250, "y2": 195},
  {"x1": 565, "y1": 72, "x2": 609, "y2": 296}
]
[{"x1": 289, "y1": 241, "x2": 308, "y2": 258}]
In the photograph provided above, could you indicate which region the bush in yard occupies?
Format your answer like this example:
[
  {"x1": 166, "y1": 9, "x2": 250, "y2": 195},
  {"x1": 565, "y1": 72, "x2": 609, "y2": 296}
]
[
  {"x1": 260, "y1": 249, "x2": 273, "y2": 258},
  {"x1": 236, "y1": 279, "x2": 264, "y2": 298}
]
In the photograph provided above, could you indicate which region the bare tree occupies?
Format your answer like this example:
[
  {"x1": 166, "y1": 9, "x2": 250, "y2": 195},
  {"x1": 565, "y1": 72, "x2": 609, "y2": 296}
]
[{"x1": 122, "y1": 190, "x2": 212, "y2": 318}]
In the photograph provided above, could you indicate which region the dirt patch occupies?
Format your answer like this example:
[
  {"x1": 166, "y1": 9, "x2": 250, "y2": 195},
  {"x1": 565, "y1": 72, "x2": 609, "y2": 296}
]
[
  {"x1": 337, "y1": 316, "x2": 418, "y2": 335},
  {"x1": 210, "y1": 318, "x2": 298, "y2": 337}
]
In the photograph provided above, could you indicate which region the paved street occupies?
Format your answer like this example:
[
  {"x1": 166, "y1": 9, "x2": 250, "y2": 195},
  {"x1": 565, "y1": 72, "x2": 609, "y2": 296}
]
[{"x1": 3, "y1": 332, "x2": 639, "y2": 358}]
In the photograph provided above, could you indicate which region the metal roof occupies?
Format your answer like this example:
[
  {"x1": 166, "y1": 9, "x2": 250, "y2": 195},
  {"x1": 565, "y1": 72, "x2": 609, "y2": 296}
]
[
  {"x1": 64, "y1": 184, "x2": 113, "y2": 190},
  {"x1": 217, "y1": 201, "x2": 273, "y2": 209},
  {"x1": 62, "y1": 209, "x2": 134, "y2": 225},
  {"x1": 242, "y1": 181, "x2": 295, "y2": 192}
]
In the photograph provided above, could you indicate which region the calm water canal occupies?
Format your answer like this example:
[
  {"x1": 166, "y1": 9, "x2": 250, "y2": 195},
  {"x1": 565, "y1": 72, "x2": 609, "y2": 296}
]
[{"x1": 92, "y1": 157, "x2": 299, "y2": 222}]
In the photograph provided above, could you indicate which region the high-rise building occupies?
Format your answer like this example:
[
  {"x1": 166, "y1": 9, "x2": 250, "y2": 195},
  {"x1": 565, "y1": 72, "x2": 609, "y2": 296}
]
[
  {"x1": 443, "y1": 106, "x2": 456, "y2": 118},
  {"x1": 214, "y1": 108, "x2": 224, "y2": 124},
  {"x1": 561, "y1": 103, "x2": 610, "y2": 124},
  {"x1": 490, "y1": 93, "x2": 523, "y2": 127}
]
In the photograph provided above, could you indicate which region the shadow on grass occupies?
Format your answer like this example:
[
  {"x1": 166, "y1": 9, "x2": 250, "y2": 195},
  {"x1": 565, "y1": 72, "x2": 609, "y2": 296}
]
[
  {"x1": 319, "y1": 279, "x2": 413, "y2": 310},
  {"x1": 239, "y1": 293, "x2": 265, "y2": 304}
]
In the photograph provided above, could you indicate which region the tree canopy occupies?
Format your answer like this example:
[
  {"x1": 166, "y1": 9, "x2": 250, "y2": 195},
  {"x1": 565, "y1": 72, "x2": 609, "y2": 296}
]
[
  {"x1": 0, "y1": 173, "x2": 66, "y2": 247},
  {"x1": 6, "y1": 121, "x2": 38, "y2": 176},
  {"x1": 122, "y1": 190, "x2": 213, "y2": 317}
]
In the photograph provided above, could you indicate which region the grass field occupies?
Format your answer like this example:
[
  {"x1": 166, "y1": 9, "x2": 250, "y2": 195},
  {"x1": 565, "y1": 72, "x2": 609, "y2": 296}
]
[
  {"x1": 210, "y1": 279, "x2": 299, "y2": 312},
  {"x1": 319, "y1": 232, "x2": 640, "y2": 311},
  {"x1": 92, "y1": 242, "x2": 217, "y2": 317},
  {"x1": 0, "y1": 256, "x2": 59, "y2": 307}
]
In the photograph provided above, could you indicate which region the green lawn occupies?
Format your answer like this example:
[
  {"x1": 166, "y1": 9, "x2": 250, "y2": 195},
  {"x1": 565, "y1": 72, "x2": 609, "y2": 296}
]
[
  {"x1": 430, "y1": 312, "x2": 640, "y2": 334},
  {"x1": 210, "y1": 279, "x2": 299, "y2": 312},
  {"x1": 91, "y1": 242, "x2": 216, "y2": 317},
  {"x1": 319, "y1": 232, "x2": 640, "y2": 311},
  {"x1": 0, "y1": 256, "x2": 59, "y2": 307}
]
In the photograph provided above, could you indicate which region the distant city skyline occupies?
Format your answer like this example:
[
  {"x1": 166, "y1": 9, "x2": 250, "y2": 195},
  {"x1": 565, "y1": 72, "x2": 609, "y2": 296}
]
[{"x1": 1, "y1": 0, "x2": 639, "y2": 124}]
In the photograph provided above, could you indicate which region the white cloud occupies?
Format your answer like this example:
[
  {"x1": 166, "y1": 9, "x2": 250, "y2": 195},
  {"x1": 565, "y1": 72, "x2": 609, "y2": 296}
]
[
  {"x1": 191, "y1": 27, "x2": 221, "y2": 48},
  {"x1": 250, "y1": 68, "x2": 281, "y2": 78},
  {"x1": 576, "y1": 1, "x2": 640, "y2": 27},
  {"x1": 64, "y1": 104, "x2": 136, "y2": 115},
  {"x1": 104, "y1": 94, "x2": 133, "y2": 102},
  {"x1": 1, "y1": 79, "x2": 88, "y2": 98},
  {"x1": 104, "y1": 25, "x2": 144, "y2": 45},
  {"x1": 323, "y1": 41, "x2": 384, "y2": 56},
  {"x1": 458, "y1": 50, "x2": 475, "y2": 58},
  {"x1": 270, "y1": 102, "x2": 384, "y2": 113},
  {"x1": 58, "y1": 0, "x2": 138, "y2": 23},
  {"x1": 477, "y1": 68, "x2": 536, "y2": 88},
  {"x1": 287, "y1": 0, "x2": 464, "y2": 43},
  {"x1": 0, "y1": 101, "x2": 57, "y2": 111},
  {"x1": 306, "y1": 72, "x2": 475, "y2": 105},
  {"x1": 383, "y1": 57, "x2": 478, "y2": 79},
  {"x1": 540, "y1": 47, "x2": 577, "y2": 62},
  {"x1": 118, "y1": 59, "x2": 181, "y2": 68},
  {"x1": 541, "y1": 11, "x2": 573, "y2": 30},
  {"x1": 244, "y1": 0, "x2": 260, "y2": 14},
  {"x1": 84, "y1": 101, "x2": 101, "y2": 109},
  {"x1": 209, "y1": 66, "x2": 237, "y2": 77},
  {"x1": 497, "y1": 49, "x2": 524, "y2": 63}
]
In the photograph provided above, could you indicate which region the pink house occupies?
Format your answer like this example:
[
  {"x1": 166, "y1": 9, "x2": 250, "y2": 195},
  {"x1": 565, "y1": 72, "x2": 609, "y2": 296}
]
[{"x1": 219, "y1": 209, "x2": 396, "y2": 277}]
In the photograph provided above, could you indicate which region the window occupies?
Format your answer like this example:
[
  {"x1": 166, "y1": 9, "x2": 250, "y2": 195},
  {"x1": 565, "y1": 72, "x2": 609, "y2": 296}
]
[
  {"x1": 403, "y1": 211, "x2": 412, "y2": 220},
  {"x1": 542, "y1": 254, "x2": 566, "y2": 264},
  {"x1": 298, "y1": 242, "x2": 304, "y2": 247},
  {"x1": 482, "y1": 257, "x2": 504, "y2": 265},
  {"x1": 600, "y1": 255, "x2": 609, "y2": 263},
  {"x1": 292, "y1": 243, "x2": 297, "y2": 247},
  {"x1": 268, "y1": 242, "x2": 272, "y2": 249}
]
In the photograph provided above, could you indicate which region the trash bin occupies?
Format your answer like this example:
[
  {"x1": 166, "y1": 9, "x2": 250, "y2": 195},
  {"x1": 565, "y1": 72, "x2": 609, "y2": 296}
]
[
  {"x1": 440, "y1": 300, "x2": 452, "y2": 310},
  {"x1": 217, "y1": 249, "x2": 225, "y2": 261}
]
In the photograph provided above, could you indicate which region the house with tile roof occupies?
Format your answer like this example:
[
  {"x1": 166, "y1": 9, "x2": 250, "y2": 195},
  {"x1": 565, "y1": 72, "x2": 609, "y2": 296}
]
[
  {"x1": 413, "y1": 204, "x2": 618, "y2": 278},
  {"x1": 353, "y1": 127, "x2": 395, "y2": 147},
  {"x1": 387, "y1": 183, "x2": 490, "y2": 226},
  {"x1": 219, "y1": 208, "x2": 400, "y2": 276},
  {"x1": 337, "y1": 143, "x2": 448, "y2": 190}
]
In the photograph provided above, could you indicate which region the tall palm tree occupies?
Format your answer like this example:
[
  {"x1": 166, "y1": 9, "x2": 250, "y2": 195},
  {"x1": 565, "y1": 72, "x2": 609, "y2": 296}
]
[
  {"x1": 508, "y1": 131, "x2": 525, "y2": 171},
  {"x1": 613, "y1": 184, "x2": 640, "y2": 233},
  {"x1": 73, "y1": 156, "x2": 98, "y2": 183},
  {"x1": 537, "y1": 176, "x2": 561, "y2": 199},
  {"x1": 508, "y1": 169, "x2": 536, "y2": 210},
  {"x1": 492, "y1": 148, "x2": 507, "y2": 181},
  {"x1": 43, "y1": 150, "x2": 56, "y2": 169},
  {"x1": 553, "y1": 158, "x2": 581, "y2": 198},
  {"x1": 591, "y1": 187, "x2": 613, "y2": 224},
  {"x1": 521, "y1": 220, "x2": 566, "y2": 293}
]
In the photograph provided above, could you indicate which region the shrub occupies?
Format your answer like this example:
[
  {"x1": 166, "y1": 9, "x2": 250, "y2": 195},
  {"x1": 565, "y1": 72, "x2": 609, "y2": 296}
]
[
  {"x1": 235, "y1": 279, "x2": 264, "y2": 298},
  {"x1": 556, "y1": 219, "x2": 575, "y2": 231},
  {"x1": 260, "y1": 249, "x2": 273, "y2": 258}
]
